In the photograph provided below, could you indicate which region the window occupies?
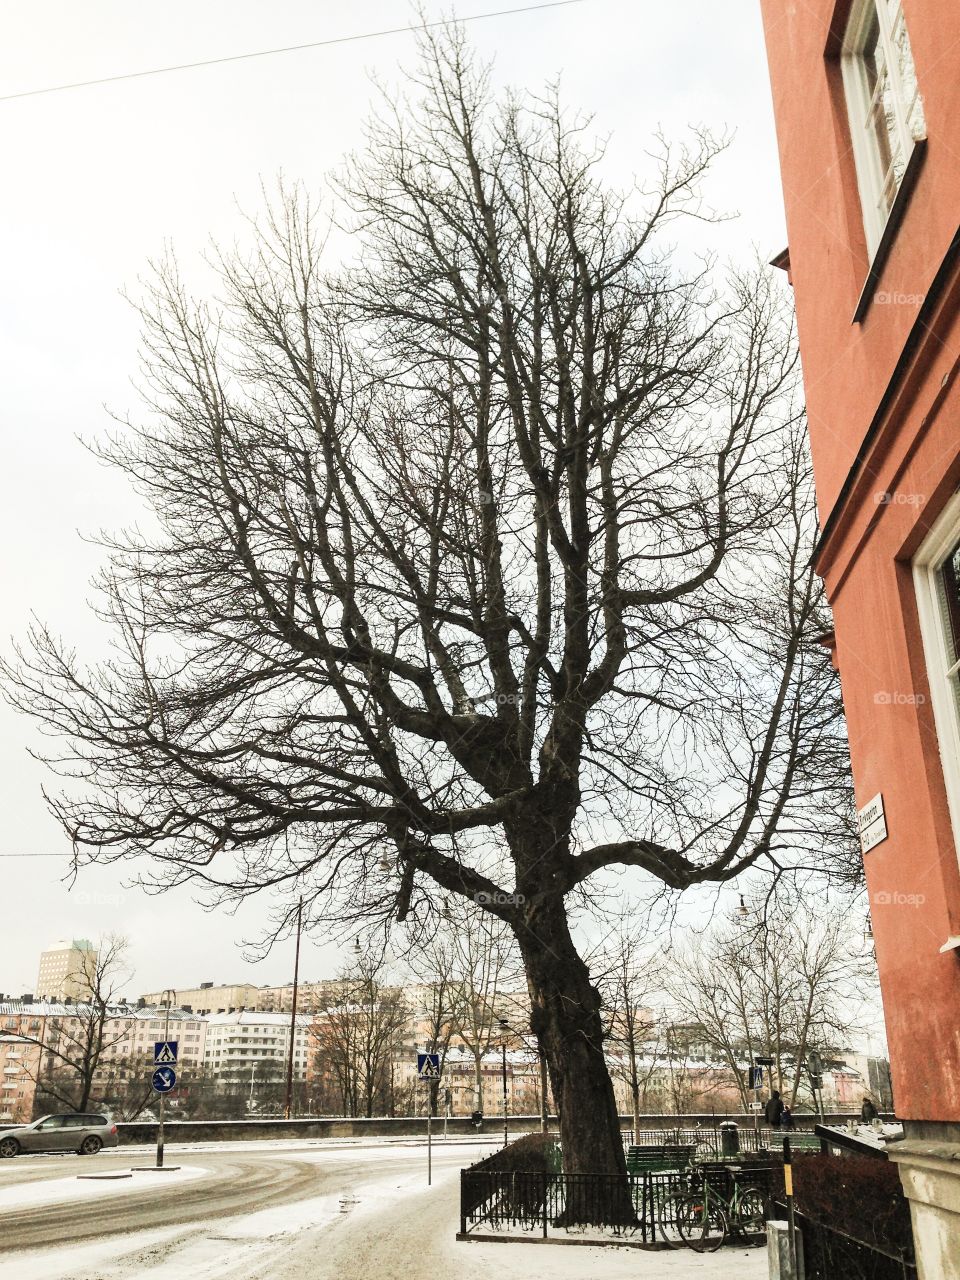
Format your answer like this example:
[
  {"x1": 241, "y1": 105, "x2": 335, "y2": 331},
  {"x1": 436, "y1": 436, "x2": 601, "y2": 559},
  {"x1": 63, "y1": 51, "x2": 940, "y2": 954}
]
[
  {"x1": 841, "y1": 0, "x2": 926, "y2": 254},
  {"x1": 914, "y1": 493, "x2": 960, "y2": 874}
]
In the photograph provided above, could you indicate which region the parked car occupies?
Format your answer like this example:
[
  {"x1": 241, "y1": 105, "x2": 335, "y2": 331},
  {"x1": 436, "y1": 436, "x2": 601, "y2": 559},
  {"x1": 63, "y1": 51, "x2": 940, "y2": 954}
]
[{"x1": 0, "y1": 1113, "x2": 119, "y2": 1157}]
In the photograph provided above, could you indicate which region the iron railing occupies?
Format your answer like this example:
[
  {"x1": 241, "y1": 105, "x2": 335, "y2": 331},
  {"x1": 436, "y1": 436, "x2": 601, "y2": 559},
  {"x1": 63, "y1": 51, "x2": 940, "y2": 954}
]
[
  {"x1": 623, "y1": 1125, "x2": 796, "y2": 1159},
  {"x1": 777, "y1": 1205, "x2": 917, "y2": 1280},
  {"x1": 460, "y1": 1162, "x2": 773, "y2": 1243}
]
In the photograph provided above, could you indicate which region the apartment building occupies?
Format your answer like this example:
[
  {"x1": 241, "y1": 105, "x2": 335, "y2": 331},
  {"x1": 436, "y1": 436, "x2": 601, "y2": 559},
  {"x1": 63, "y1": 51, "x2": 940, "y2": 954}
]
[
  {"x1": 203, "y1": 1011, "x2": 311, "y2": 1086},
  {"x1": 35, "y1": 939, "x2": 97, "y2": 1001},
  {"x1": 0, "y1": 1034, "x2": 41, "y2": 1123},
  {"x1": 137, "y1": 982, "x2": 265, "y2": 1015}
]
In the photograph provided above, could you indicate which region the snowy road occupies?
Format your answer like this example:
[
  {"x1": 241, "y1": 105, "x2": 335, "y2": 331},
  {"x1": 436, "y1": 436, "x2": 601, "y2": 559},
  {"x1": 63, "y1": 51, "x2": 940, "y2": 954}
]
[{"x1": 0, "y1": 1140, "x2": 767, "y2": 1280}]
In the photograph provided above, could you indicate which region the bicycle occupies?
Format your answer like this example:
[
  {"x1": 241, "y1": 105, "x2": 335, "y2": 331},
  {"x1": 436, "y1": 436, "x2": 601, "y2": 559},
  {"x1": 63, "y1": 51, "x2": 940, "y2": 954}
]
[{"x1": 657, "y1": 1165, "x2": 766, "y2": 1252}]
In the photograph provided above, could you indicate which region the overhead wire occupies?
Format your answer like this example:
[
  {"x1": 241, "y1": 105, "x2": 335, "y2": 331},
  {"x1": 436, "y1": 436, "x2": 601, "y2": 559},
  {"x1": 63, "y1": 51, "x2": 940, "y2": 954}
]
[{"x1": 0, "y1": 0, "x2": 584, "y2": 103}]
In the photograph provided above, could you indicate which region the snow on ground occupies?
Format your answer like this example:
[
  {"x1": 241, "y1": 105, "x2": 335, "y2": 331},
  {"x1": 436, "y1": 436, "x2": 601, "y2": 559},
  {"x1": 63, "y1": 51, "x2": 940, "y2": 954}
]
[
  {"x1": 271, "y1": 1156, "x2": 767, "y2": 1280},
  {"x1": 0, "y1": 1163, "x2": 208, "y2": 1211},
  {"x1": 2, "y1": 1143, "x2": 767, "y2": 1280}
]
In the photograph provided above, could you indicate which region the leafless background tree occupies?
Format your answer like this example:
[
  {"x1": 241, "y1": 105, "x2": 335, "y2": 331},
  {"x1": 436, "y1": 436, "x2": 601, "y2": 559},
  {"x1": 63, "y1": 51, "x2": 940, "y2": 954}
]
[
  {"x1": 664, "y1": 892, "x2": 878, "y2": 1110},
  {"x1": 401, "y1": 897, "x2": 517, "y2": 1115},
  {"x1": 310, "y1": 952, "x2": 409, "y2": 1118},
  {"x1": 20, "y1": 935, "x2": 134, "y2": 1115},
  {"x1": 593, "y1": 928, "x2": 659, "y2": 1136},
  {"x1": 3, "y1": 24, "x2": 856, "y2": 1188}
]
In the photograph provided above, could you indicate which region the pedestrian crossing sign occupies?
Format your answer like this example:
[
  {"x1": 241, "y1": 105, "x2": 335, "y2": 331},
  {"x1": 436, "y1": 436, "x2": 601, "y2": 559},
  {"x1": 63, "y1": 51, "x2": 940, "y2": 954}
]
[
  {"x1": 417, "y1": 1052, "x2": 441, "y2": 1080},
  {"x1": 154, "y1": 1040, "x2": 179, "y2": 1065}
]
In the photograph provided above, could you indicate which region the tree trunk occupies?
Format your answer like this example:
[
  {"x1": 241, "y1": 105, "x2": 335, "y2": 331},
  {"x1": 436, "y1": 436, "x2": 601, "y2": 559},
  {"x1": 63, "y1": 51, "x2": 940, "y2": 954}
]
[{"x1": 519, "y1": 898, "x2": 636, "y2": 1226}]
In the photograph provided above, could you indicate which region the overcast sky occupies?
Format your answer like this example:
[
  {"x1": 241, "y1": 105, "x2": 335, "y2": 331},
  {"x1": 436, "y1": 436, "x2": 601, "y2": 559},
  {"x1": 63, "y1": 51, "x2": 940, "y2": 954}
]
[{"x1": 0, "y1": 0, "x2": 797, "y2": 1000}]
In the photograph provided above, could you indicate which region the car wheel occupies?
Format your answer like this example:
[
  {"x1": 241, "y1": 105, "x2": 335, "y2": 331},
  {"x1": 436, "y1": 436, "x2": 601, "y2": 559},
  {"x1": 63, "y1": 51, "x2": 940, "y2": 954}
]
[
  {"x1": 79, "y1": 1136, "x2": 102, "y2": 1156},
  {"x1": 0, "y1": 1137, "x2": 20, "y2": 1158}
]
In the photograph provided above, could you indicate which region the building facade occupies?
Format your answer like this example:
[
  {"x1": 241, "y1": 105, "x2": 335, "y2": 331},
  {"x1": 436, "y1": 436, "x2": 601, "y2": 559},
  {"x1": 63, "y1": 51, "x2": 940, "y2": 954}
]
[
  {"x1": 203, "y1": 1011, "x2": 310, "y2": 1095},
  {"x1": 0, "y1": 1034, "x2": 41, "y2": 1123},
  {"x1": 35, "y1": 939, "x2": 97, "y2": 1002},
  {"x1": 138, "y1": 983, "x2": 266, "y2": 1014},
  {"x1": 758, "y1": 1, "x2": 960, "y2": 1272}
]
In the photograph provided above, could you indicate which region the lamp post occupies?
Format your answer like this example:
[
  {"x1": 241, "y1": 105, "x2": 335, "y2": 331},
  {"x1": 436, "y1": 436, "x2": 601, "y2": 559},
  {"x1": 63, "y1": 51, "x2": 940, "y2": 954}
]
[
  {"x1": 284, "y1": 896, "x2": 303, "y2": 1120},
  {"x1": 497, "y1": 1018, "x2": 509, "y2": 1147}
]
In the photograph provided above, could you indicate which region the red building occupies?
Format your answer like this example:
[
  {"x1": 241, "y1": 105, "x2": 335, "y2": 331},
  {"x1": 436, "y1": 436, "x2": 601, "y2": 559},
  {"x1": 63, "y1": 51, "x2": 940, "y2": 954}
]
[{"x1": 758, "y1": 1, "x2": 960, "y2": 1272}]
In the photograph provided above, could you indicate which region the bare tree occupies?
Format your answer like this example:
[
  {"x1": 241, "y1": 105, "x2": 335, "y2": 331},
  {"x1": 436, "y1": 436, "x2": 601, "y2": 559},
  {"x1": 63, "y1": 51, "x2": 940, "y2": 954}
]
[
  {"x1": 2, "y1": 24, "x2": 856, "y2": 1198},
  {"x1": 22, "y1": 936, "x2": 134, "y2": 1114},
  {"x1": 594, "y1": 929, "x2": 659, "y2": 1136},
  {"x1": 442, "y1": 906, "x2": 518, "y2": 1115},
  {"x1": 402, "y1": 906, "x2": 464, "y2": 1116},
  {"x1": 310, "y1": 953, "x2": 408, "y2": 1118},
  {"x1": 665, "y1": 892, "x2": 877, "y2": 1110}
]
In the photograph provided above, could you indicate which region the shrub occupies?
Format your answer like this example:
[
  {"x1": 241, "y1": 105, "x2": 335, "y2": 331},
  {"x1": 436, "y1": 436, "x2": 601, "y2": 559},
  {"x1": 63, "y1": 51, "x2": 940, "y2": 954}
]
[
  {"x1": 771, "y1": 1154, "x2": 913, "y2": 1254},
  {"x1": 471, "y1": 1131, "x2": 561, "y2": 1175},
  {"x1": 463, "y1": 1133, "x2": 561, "y2": 1222}
]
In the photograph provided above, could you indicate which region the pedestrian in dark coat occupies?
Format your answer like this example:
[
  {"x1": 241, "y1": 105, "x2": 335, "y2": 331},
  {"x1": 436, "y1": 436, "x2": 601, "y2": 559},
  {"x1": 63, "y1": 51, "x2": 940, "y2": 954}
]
[{"x1": 764, "y1": 1090, "x2": 784, "y2": 1128}]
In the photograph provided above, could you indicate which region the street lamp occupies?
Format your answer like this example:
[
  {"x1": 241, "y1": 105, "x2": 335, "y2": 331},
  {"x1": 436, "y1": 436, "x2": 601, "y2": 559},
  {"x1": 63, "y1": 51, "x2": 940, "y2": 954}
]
[
  {"x1": 284, "y1": 897, "x2": 303, "y2": 1120},
  {"x1": 497, "y1": 1018, "x2": 510, "y2": 1147}
]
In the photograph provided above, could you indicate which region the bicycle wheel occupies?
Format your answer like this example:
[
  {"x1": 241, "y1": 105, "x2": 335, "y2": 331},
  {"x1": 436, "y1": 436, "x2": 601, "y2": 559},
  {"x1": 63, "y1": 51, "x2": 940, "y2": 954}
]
[
  {"x1": 735, "y1": 1186, "x2": 767, "y2": 1243},
  {"x1": 655, "y1": 1191, "x2": 688, "y2": 1248},
  {"x1": 674, "y1": 1192, "x2": 728, "y2": 1252}
]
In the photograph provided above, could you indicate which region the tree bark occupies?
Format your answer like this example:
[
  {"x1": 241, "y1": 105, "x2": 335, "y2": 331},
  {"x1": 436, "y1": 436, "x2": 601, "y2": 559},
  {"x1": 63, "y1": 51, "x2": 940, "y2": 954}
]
[{"x1": 520, "y1": 898, "x2": 636, "y2": 1225}]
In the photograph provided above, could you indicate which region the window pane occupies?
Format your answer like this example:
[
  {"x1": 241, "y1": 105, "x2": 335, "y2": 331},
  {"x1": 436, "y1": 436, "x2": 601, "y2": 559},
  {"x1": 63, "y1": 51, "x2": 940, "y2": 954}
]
[
  {"x1": 937, "y1": 541, "x2": 960, "y2": 668},
  {"x1": 888, "y1": 9, "x2": 926, "y2": 141},
  {"x1": 863, "y1": 13, "x2": 902, "y2": 205}
]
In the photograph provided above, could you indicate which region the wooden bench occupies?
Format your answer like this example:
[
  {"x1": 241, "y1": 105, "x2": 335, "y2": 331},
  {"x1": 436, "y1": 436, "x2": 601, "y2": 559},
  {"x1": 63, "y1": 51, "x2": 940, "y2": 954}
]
[{"x1": 626, "y1": 1143, "x2": 695, "y2": 1172}]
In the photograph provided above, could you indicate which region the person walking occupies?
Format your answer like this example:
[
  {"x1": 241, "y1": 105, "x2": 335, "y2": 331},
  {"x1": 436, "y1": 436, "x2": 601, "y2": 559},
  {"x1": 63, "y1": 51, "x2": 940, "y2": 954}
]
[
  {"x1": 781, "y1": 1103, "x2": 795, "y2": 1130},
  {"x1": 764, "y1": 1089, "x2": 785, "y2": 1128},
  {"x1": 860, "y1": 1096, "x2": 879, "y2": 1123}
]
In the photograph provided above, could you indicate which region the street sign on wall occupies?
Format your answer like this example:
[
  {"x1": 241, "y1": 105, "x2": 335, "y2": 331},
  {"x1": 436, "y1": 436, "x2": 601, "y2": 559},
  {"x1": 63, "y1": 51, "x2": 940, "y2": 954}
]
[{"x1": 858, "y1": 793, "x2": 887, "y2": 854}]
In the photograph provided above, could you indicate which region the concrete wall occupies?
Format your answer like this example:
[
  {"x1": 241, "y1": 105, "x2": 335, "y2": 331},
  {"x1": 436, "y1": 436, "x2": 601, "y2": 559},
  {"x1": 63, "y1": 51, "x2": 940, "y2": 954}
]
[{"x1": 112, "y1": 1111, "x2": 872, "y2": 1145}]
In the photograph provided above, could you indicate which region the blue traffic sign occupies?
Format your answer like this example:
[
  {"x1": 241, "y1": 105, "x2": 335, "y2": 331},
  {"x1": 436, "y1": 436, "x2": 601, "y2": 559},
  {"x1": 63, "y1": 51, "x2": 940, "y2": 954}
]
[
  {"x1": 417, "y1": 1052, "x2": 441, "y2": 1080},
  {"x1": 152, "y1": 1067, "x2": 177, "y2": 1093},
  {"x1": 154, "y1": 1041, "x2": 178, "y2": 1065},
  {"x1": 750, "y1": 1066, "x2": 764, "y2": 1090}
]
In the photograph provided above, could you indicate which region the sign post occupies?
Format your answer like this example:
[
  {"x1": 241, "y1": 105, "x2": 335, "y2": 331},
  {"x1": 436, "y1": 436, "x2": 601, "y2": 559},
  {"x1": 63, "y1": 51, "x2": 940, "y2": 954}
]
[
  {"x1": 783, "y1": 1135, "x2": 799, "y2": 1275},
  {"x1": 417, "y1": 1052, "x2": 441, "y2": 1186},
  {"x1": 152, "y1": 990, "x2": 178, "y2": 1169},
  {"x1": 753, "y1": 1056, "x2": 775, "y2": 1139}
]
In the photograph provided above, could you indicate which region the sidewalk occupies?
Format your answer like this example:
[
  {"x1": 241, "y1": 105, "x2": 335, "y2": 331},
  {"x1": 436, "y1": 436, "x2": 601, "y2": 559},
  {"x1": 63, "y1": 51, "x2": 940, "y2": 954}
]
[{"x1": 275, "y1": 1161, "x2": 768, "y2": 1280}]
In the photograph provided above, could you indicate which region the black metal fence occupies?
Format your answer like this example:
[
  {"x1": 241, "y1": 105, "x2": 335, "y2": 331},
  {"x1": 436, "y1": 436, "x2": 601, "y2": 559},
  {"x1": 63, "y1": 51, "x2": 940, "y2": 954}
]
[
  {"x1": 460, "y1": 1163, "x2": 773, "y2": 1243},
  {"x1": 783, "y1": 1206, "x2": 917, "y2": 1280},
  {"x1": 623, "y1": 1125, "x2": 806, "y2": 1159}
]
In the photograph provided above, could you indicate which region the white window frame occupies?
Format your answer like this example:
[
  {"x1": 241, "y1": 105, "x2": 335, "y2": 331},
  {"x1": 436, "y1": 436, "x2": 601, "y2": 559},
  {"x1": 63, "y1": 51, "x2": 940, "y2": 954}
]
[
  {"x1": 841, "y1": 0, "x2": 926, "y2": 256},
  {"x1": 913, "y1": 491, "x2": 960, "y2": 868}
]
